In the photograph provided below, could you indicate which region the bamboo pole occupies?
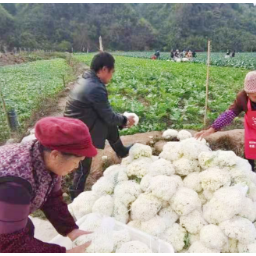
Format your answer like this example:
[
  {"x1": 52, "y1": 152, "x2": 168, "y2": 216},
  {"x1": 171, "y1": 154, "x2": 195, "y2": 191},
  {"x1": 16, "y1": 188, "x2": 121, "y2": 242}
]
[
  {"x1": 0, "y1": 81, "x2": 11, "y2": 137},
  {"x1": 204, "y1": 40, "x2": 211, "y2": 126},
  {"x1": 99, "y1": 36, "x2": 104, "y2": 52}
]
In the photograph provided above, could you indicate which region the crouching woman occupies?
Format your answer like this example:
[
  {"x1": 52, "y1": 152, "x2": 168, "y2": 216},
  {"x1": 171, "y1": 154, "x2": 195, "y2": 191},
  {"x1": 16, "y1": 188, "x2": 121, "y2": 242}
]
[{"x1": 0, "y1": 117, "x2": 97, "y2": 253}]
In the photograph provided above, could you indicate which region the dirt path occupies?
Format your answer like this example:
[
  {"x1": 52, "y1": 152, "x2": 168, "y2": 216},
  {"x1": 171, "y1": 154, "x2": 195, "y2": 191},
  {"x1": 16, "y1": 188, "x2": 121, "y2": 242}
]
[{"x1": 46, "y1": 64, "x2": 88, "y2": 117}]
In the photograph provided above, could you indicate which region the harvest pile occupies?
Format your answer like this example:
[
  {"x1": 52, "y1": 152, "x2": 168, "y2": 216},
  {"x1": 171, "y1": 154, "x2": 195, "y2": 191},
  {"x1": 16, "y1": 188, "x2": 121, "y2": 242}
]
[
  {"x1": 69, "y1": 129, "x2": 256, "y2": 253},
  {"x1": 72, "y1": 213, "x2": 154, "y2": 253}
]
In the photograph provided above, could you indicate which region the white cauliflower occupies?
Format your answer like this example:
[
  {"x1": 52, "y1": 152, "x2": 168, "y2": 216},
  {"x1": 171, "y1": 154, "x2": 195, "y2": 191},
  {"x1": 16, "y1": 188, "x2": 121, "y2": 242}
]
[
  {"x1": 180, "y1": 137, "x2": 211, "y2": 160},
  {"x1": 171, "y1": 187, "x2": 201, "y2": 216},
  {"x1": 198, "y1": 151, "x2": 219, "y2": 169},
  {"x1": 113, "y1": 200, "x2": 129, "y2": 224},
  {"x1": 148, "y1": 159, "x2": 175, "y2": 176},
  {"x1": 219, "y1": 216, "x2": 256, "y2": 244},
  {"x1": 216, "y1": 150, "x2": 238, "y2": 168},
  {"x1": 129, "y1": 143, "x2": 152, "y2": 160},
  {"x1": 199, "y1": 150, "x2": 237, "y2": 170},
  {"x1": 173, "y1": 157, "x2": 200, "y2": 176},
  {"x1": 183, "y1": 172, "x2": 202, "y2": 192},
  {"x1": 148, "y1": 175, "x2": 178, "y2": 201},
  {"x1": 198, "y1": 191, "x2": 207, "y2": 205},
  {"x1": 79, "y1": 213, "x2": 103, "y2": 231},
  {"x1": 229, "y1": 167, "x2": 251, "y2": 187},
  {"x1": 114, "y1": 180, "x2": 141, "y2": 207},
  {"x1": 140, "y1": 215, "x2": 166, "y2": 236},
  {"x1": 248, "y1": 183, "x2": 256, "y2": 202},
  {"x1": 222, "y1": 238, "x2": 239, "y2": 253},
  {"x1": 131, "y1": 194, "x2": 162, "y2": 222},
  {"x1": 103, "y1": 165, "x2": 128, "y2": 185},
  {"x1": 127, "y1": 220, "x2": 141, "y2": 230},
  {"x1": 73, "y1": 233, "x2": 92, "y2": 247},
  {"x1": 92, "y1": 177, "x2": 114, "y2": 196},
  {"x1": 121, "y1": 156, "x2": 133, "y2": 166},
  {"x1": 68, "y1": 191, "x2": 99, "y2": 220},
  {"x1": 160, "y1": 223, "x2": 187, "y2": 252},
  {"x1": 238, "y1": 197, "x2": 256, "y2": 222},
  {"x1": 188, "y1": 241, "x2": 220, "y2": 253},
  {"x1": 203, "y1": 189, "x2": 214, "y2": 201},
  {"x1": 158, "y1": 205, "x2": 179, "y2": 228},
  {"x1": 151, "y1": 155, "x2": 159, "y2": 162},
  {"x1": 200, "y1": 224, "x2": 228, "y2": 250},
  {"x1": 177, "y1": 130, "x2": 192, "y2": 140},
  {"x1": 159, "y1": 141, "x2": 183, "y2": 162},
  {"x1": 162, "y1": 129, "x2": 178, "y2": 140},
  {"x1": 126, "y1": 158, "x2": 151, "y2": 178},
  {"x1": 92, "y1": 195, "x2": 114, "y2": 217},
  {"x1": 169, "y1": 175, "x2": 184, "y2": 188},
  {"x1": 113, "y1": 229, "x2": 131, "y2": 251},
  {"x1": 140, "y1": 174, "x2": 154, "y2": 192},
  {"x1": 203, "y1": 186, "x2": 245, "y2": 224},
  {"x1": 123, "y1": 112, "x2": 139, "y2": 126},
  {"x1": 116, "y1": 240, "x2": 153, "y2": 253},
  {"x1": 189, "y1": 233, "x2": 200, "y2": 244},
  {"x1": 199, "y1": 167, "x2": 231, "y2": 191},
  {"x1": 238, "y1": 241, "x2": 256, "y2": 253},
  {"x1": 103, "y1": 164, "x2": 123, "y2": 177},
  {"x1": 180, "y1": 210, "x2": 207, "y2": 234},
  {"x1": 85, "y1": 233, "x2": 114, "y2": 253}
]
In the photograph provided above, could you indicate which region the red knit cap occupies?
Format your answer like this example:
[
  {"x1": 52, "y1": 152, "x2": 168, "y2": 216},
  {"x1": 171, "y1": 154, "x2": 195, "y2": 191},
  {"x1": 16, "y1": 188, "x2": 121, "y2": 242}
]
[{"x1": 35, "y1": 117, "x2": 97, "y2": 157}]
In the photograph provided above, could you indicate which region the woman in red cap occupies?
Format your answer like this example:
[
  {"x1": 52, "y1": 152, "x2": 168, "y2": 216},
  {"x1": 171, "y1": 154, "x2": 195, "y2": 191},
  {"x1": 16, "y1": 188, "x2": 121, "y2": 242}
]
[
  {"x1": 195, "y1": 71, "x2": 256, "y2": 171},
  {"x1": 0, "y1": 117, "x2": 97, "y2": 253}
]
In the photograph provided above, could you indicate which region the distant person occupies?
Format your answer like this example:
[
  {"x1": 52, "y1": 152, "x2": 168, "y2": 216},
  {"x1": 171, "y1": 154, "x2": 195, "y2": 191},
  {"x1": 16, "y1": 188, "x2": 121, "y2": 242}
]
[
  {"x1": 225, "y1": 50, "x2": 231, "y2": 58},
  {"x1": 175, "y1": 49, "x2": 180, "y2": 58},
  {"x1": 64, "y1": 52, "x2": 135, "y2": 199},
  {"x1": 155, "y1": 51, "x2": 160, "y2": 59},
  {"x1": 170, "y1": 50, "x2": 174, "y2": 59},
  {"x1": 231, "y1": 51, "x2": 236, "y2": 57},
  {"x1": 192, "y1": 50, "x2": 196, "y2": 58},
  {"x1": 151, "y1": 54, "x2": 157, "y2": 60},
  {"x1": 187, "y1": 50, "x2": 193, "y2": 59}
]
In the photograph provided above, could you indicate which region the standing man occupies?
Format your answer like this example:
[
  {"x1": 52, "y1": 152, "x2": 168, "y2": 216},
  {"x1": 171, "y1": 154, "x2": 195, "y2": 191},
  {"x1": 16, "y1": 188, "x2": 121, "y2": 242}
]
[
  {"x1": 64, "y1": 52, "x2": 135, "y2": 200},
  {"x1": 154, "y1": 50, "x2": 160, "y2": 59}
]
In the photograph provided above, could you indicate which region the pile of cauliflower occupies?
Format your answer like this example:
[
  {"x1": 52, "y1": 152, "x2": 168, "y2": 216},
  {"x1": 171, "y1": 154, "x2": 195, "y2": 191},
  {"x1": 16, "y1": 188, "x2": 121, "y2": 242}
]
[
  {"x1": 72, "y1": 213, "x2": 153, "y2": 253},
  {"x1": 68, "y1": 129, "x2": 256, "y2": 253}
]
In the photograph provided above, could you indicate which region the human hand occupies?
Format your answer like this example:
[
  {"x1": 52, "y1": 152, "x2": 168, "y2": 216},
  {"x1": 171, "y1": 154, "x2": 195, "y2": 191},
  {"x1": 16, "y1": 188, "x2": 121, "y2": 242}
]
[
  {"x1": 194, "y1": 127, "x2": 215, "y2": 139},
  {"x1": 66, "y1": 241, "x2": 91, "y2": 253},
  {"x1": 67, "y1": 229, "x2": 93, "y2": 242},
  {"x1": 126, "y1": 116, "x2": 136, "y2": 128}
]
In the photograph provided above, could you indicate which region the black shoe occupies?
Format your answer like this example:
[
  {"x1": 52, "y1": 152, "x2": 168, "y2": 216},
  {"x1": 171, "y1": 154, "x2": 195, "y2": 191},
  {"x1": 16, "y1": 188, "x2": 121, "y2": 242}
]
[{"x1": 110, "y1": 139, "x2": 133, "y2": 158}]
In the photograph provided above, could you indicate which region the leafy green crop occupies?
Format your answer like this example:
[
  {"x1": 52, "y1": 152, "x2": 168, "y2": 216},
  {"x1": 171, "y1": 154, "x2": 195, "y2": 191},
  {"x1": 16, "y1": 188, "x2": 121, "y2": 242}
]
[
  {"x1": 113, "y1": 51, "x2": 256, "y2": 70},
  {"x1": 0, "y1": 58, "x2": 72, "y2": 143},
  {"x1": 74, "y1": 53, "x2": 248, "y2": 135}
]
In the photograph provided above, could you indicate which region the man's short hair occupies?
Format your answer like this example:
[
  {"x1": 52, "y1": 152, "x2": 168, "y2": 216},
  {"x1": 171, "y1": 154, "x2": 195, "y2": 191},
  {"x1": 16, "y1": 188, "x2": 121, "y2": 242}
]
[{"x1": 91, "y1": 52, "x2": 115, "y2": 73}]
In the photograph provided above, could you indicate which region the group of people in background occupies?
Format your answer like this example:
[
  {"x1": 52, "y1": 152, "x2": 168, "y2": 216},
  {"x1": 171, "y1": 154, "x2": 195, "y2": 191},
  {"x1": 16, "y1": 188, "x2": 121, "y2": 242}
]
[
  {"x1": 151, "y1": 49, "x2": 196, "y2": 61},
  {"x1": 152, "y1": 49, "x2": 237, "y2": 61},
  {"x1": 151, "y1": 50, "x2": 160, "y2": 59},
  {"x1": 170, "y1": 49, "x2": 196, "y2": 60}
]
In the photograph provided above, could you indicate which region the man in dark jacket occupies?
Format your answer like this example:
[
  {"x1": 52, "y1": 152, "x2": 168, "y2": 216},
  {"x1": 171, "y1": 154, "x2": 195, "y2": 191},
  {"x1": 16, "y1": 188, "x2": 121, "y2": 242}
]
[{"x1": 64, "y1": 52, "x2": 135, "y2": 199}]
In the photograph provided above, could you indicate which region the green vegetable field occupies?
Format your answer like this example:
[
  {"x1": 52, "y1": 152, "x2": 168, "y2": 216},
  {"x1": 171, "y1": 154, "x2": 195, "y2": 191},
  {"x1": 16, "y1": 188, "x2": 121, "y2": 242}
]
[
  {"x1": 74, "y1": 53, "x2": 249, "y2": 135},
  {"x1": 0, "y1": 58, "x2": 73, "y2": 142},
  {"x1": 114, "y1": 52, "x2": 256, "y2": 70}
]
